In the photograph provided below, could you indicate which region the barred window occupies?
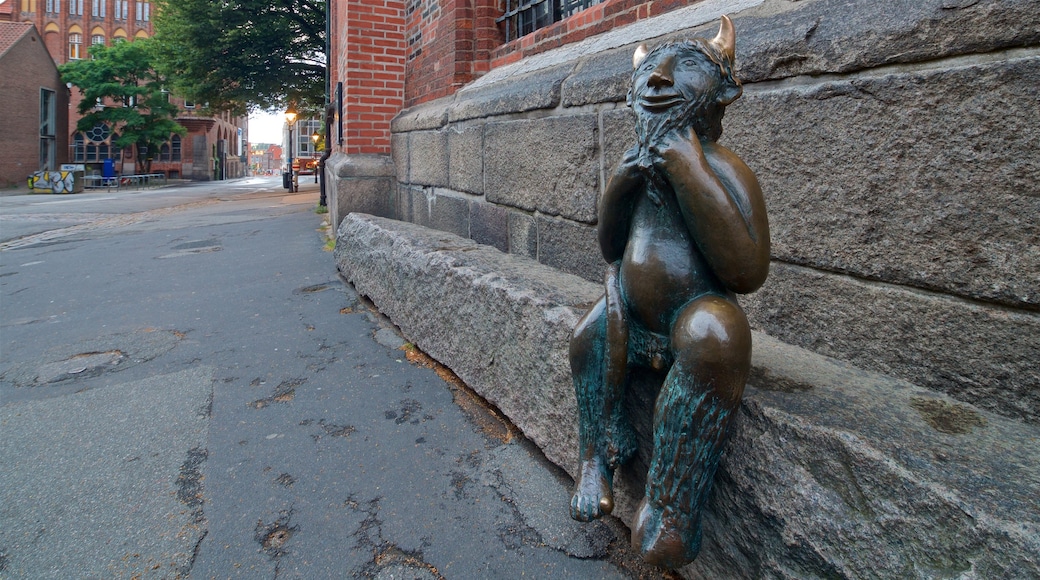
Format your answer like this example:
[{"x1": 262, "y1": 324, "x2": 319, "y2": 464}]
[{"x1": 498, "y1": 0, "x2": 603, "y2": 43}]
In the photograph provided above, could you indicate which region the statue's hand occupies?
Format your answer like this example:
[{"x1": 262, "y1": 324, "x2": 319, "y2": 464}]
[{"x1": 650, "y1": 126, "x2": 703, "y2": 168}]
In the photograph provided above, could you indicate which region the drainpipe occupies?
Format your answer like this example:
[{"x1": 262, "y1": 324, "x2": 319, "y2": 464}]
[{"x1": 319, "y1": 103, "x2": 335, "y2": 207}]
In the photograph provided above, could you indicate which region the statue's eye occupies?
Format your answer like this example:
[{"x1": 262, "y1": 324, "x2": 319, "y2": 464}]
[{"x1": 681, "y1": 59, "x2": 698, "y2": 68}]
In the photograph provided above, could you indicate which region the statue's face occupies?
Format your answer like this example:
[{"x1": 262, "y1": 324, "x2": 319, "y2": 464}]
[{"x1": 630, "y1": 45, "x2": 720, "y2": 119}]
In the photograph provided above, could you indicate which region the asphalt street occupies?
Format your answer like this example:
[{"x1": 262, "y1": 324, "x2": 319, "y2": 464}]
[{"x1": 0, "y1": 178, "x2": 661, "y2": 579}]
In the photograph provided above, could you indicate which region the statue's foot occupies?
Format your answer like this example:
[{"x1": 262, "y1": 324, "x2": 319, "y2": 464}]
[
  {"x1": 631, "y1": 497, "x2": 701, "y2": 569},
  {"x1": 570, "y1": 457, "x2": 614, "y2": 522}
]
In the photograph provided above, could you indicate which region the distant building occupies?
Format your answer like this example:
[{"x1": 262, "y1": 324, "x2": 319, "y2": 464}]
[
  {"x1": 250, "y1": 143, "x2": 282, "y2": 175},
  {"x1": 13, "y1": 0, "x2": 247, "y2": 180},
  {"x1": 0, "y1": 21, "x2": 69, "y2": 188},
  {"x1": 284, "y1": 118, "x2": 321, "y2": 172}
]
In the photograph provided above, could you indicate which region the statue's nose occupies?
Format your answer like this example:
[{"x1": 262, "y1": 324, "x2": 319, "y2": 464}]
[{"x1": 647, "y1": 57, "x2": 675, "y2": 88}]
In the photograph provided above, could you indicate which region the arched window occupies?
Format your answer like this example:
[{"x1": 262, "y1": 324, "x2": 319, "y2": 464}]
[
  {"x1": 85, "y1": 122, "x2": 110, "y2": 142},
  {"x1": 171, "y1": 135, "x2": 181, "y2": 161},
  {"x1": 159, "y1": 143, "x2": 171, "y2": 162},
  {"x1": 69, "y1": 32, "x2": 82, "y2": 59}
]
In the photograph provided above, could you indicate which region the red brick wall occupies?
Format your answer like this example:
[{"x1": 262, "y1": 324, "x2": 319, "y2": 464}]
[
  {"x1": 332, "y1": 0, "x2": 406, "y2": 155},
  {"x1": 0, "y1": 24, "x2": 69, "y2": 187},
  {"x1": 331, "y1": 0, "x2": 688, "y2": 125},
  {"x1": 491, "y1": 0, "x2": 660, "y2": 67},
  {"x1": 403, "y1": 0, "x2": 502, "y2": 107}
]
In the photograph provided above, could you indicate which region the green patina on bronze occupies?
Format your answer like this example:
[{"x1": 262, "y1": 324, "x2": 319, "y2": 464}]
[{"x1": 569, "y1": 16, "x2": 771, "y2": 569}]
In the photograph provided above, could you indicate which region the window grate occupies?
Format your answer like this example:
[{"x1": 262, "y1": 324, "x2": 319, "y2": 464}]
[{"x1": 497, "y1": 0, "x2": 603, "y2": 43}]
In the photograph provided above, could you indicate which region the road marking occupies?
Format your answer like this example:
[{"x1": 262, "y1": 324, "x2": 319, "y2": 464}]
[{"x1": 33, "y1": 196, "x2": 117, "y2": 205}]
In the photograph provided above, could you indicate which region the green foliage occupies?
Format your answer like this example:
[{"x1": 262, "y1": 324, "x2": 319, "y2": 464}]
[
  {"x1": 152, "y1": 0, "x2": 326, "y2": 115},
  {"x1": 59, "y1": 39, "x2": 186, "y2": 173}
]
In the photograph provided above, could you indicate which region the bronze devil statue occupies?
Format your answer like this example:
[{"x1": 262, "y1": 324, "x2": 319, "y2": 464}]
[{"x1": 568, "y1": 16, "x2": 770, "y2": 569}]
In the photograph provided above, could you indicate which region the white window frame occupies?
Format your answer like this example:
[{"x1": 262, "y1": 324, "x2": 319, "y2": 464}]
[{"x1": 69, "y1": 33, "x2": 82, "y2": 59}]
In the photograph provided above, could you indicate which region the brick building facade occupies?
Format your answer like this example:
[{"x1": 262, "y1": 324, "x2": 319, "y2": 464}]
[
  {"x1": 0, "y1": 22, "x2": 69, "y2": 188},
  {"x1": 11, "y1": 0, "x2": 248, "y2": 180}
]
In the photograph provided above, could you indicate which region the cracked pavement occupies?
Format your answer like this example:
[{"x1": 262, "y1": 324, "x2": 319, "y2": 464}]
[{"x1": 0, "y1": 178, "x2": 663, "y2": 578}]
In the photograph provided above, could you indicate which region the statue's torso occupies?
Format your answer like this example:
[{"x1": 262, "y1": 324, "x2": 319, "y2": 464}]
[{"x1": 619, "y1": 181, "x2": 725, "y2": 335}]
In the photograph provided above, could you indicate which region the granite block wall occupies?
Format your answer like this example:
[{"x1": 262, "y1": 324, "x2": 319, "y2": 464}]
[{"x1": 385, "y1": 0, "x2": 1040, "y2": 424}]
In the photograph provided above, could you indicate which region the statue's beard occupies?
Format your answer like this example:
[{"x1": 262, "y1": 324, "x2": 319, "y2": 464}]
[{"x1": 633, "y1": 98, "x2": 702, "y2": 175}]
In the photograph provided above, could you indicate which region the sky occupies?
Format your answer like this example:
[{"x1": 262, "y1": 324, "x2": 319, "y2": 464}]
[{"x1": 248, "y1": 111, "x2": 285, "y2": 146}]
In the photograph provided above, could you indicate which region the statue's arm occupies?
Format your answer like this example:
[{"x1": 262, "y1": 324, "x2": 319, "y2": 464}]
[
  {"x1": 656, "y1": 130, "x2": 770, "y2": 294},
  {"x1": 598, "y1": 146, "x2": 645, "y2": 264}
]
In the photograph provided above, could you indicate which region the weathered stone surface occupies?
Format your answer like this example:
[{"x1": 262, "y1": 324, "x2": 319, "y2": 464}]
[
  {"x1": 326, "y1": 153, "x2": 396, "y2": 229},
  {"x1": 447, "y1": 124, "x2": 484, "y2": 195},
  {"x1": 742, "y1": 262, "x2": 1040, "y2": 423},
  {"x1": 408, "y1": 130, "x2": 449, "y2": 187},
  {"x1": 734, "y1": 0, "x2": 1040, "y2": 82},
  {"x1": 335, "y1": 215, "x2": 1040, "y2": 579},
  {"x1": 561, "y1": 46, "x2": 633, "y2": 108},
  {"x1": 484, "y1": 115, "x2": 600, "y2": 223},
  {"x1": 449, "y1": 64, "x2": 571, "y2": 123},
  {"x1": 726, "y1": 56, "x2": 1040, "y2": 309},
  {"x1": 535, "y1": 214, "x2": 601, "y2": 284},
  {"x1": 507, "y1": 211, "x2": 537, "y2": 259},
  {"x1": 335, "y1": 214, "x2": 599, "y2": 474},
  {"x1": 391, "y1": 133, "x2": 409, "y2": 184},
  {"x1": 600, "y1": 108, "x2": 637, "y2": 183},
  {"x1": 695, "y1": 335, "x2": 1040, "y2": 579},
  {"x1": 470, "y1": 200, "x2": 508, "y2": 253},
  {"x1": 395, "y1": 183, "x2": 419, "y2": 224},
  {"x1": 392, "y1": 95, "x2": 449, "y2": 133},
  {"x1": 406, "y1": 187, "x2": 472, "y2": 240}
]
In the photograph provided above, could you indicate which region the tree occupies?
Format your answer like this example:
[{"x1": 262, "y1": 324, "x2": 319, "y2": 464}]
[
  {"x1": 60, "y1": 39, "x2": 186, "y2": 175},
  {"x1": 151, "y1": 0, "x2": 326, "y2": 115}
]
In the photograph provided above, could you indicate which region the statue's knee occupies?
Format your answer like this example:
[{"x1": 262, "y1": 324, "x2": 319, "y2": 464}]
[{"x1": 671, "y1": 296, "x2": 751, "y2": 372}]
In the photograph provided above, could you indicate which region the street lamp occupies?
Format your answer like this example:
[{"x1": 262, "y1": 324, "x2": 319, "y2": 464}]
[
  {"x1": 284, "y1": 103, "x2": 298, "y2": 191},
  {"x1": 311, "y1": 131, "x2": 320, "y2": 183}
]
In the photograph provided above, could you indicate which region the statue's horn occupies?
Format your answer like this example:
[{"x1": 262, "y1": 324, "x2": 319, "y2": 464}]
[
  {"x1": 633, "y1": 43, "x2": 648, "y2": 68},
  {"x1": 711, "y1": 15, "x2": 736, "y2": 63}
]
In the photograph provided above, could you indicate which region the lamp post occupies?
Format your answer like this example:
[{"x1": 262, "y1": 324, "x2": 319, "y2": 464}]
[
  {"x1": 284, "y1": 103, "x2": 298, "y2": 192},
  {"x1": 311, "y1": 131, "x2": 320, "y2": 183}
]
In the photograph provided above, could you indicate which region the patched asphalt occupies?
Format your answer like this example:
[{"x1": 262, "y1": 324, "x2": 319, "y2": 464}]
[{"x1": 0, "y1": 180, "x2": 661, "y2": 579}]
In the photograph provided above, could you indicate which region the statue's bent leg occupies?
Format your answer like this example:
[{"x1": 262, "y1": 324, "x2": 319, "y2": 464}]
[
  {"x1": 569, "y1": 275, "x2": 636, "y2": 522},
  {"x1": 633, "y1": 295, "x2": 751, "y2": 569}
]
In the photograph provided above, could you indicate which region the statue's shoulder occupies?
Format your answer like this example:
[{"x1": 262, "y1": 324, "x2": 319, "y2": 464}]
[{"x1": 703, "y1": 142, "x2": 760, "y2": 189}]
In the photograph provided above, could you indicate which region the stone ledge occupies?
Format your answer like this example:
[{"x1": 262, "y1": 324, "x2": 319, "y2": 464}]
[
  {"x1": 391, "y1": 0, "x2": 1040, "y2": 127},
  {"x1": 335, "y1": 214, "x2": 1040, "y2": 578}
]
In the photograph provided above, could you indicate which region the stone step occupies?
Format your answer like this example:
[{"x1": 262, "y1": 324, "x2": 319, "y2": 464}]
[{"x1": 335, "y1": 213, "x2": 1039, "y2": 578}]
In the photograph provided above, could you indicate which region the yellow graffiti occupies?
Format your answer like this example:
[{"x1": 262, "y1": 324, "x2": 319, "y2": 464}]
[{"x1": 29, "y1": 171, "x2": 79, "y2": 194}]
